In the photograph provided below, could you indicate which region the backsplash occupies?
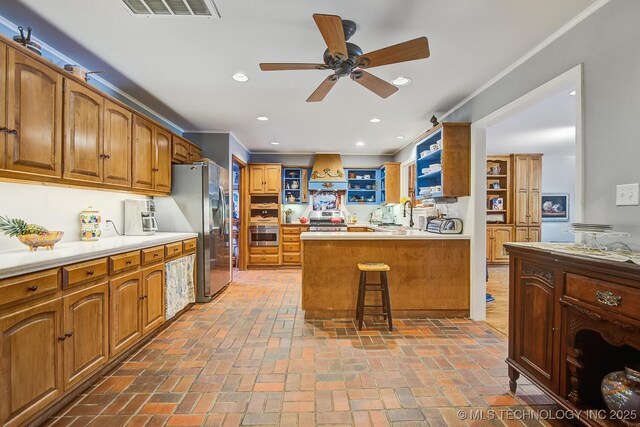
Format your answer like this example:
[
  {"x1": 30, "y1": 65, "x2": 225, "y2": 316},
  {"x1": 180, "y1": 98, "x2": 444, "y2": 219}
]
[{"x1": 0, "y1": 182, "x2": 146, "y2": 251}]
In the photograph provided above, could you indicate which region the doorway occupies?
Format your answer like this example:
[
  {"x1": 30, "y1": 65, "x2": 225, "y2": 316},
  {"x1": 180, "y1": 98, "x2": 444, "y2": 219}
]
[
  {"x1": 232, "y1": 156, "x2": 248, "y2": 270},
  {"x1": 468, "y1": 65, "x2": 584, "y2": 324}
]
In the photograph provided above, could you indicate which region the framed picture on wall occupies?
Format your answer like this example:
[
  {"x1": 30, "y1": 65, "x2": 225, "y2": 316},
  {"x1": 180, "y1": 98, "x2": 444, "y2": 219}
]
[{"x1": 541, "y1": 193, "x2": 569, "y2": 222}]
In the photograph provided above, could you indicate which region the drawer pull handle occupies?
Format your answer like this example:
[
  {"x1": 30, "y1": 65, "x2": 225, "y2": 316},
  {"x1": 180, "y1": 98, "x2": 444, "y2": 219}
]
[
  {"x1": 26, "y1": 285, "x2": 38, "y2": 292},
  {"x1": 154, "y1": 254, "x2": 159, "y2": 257},
  {"x1": 595, "y1": 290, "x2": 621, "y2": 307},
  {"x1": 87, "y1": 270, "x2": 95, "y2": 275},
  {"x1": 58, "y1": 335, "x2": 67, "y2": 341},
  {"x1": 126, "y1": 260, "x2": 133, "y2": 265},
  {"x1": 65, "y1": 331, "x2": 73, "y2": 338}
]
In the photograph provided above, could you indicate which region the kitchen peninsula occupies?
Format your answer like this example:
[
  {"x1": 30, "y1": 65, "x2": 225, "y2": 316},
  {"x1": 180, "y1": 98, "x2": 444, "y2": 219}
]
[{"x1": 301, "y1": 230, "x2": 470, "y2": 318}]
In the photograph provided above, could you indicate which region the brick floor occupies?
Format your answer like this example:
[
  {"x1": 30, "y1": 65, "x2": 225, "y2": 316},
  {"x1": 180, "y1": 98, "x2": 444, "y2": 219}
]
[{"x1": 45, "y1": 270, "x2": 564, "y2": 426}]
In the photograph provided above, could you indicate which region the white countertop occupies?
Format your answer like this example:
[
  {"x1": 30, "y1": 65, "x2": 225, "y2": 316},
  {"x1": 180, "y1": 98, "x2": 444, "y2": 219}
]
[
  {"x1": 0, "y1": 232, "x2": 198, "y2": 279},
  {"x1": 301, "y1": 229, "x2": 470, "y2": 240}
]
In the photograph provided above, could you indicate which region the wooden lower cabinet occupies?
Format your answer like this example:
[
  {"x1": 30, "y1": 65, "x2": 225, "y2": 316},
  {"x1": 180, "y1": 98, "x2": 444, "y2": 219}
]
[
  {"x1": 109, "y1": 271, "x2": 142, "y2": 357},
  {"x1": 280, "y1": 225, "x2": 308, "y2": 266},
  {"x1": 0, "y1": 298, "x2": 63, "y2": 427},
  {"x1": 141, "y1": 264, "x2": 165, "y2": 335},
  {"x1": 487, "y1": 225, "x2": 513, "y2": 264},
  {"x1": 62, "y1": 281, "x2": 109, "y2": 389},
  {"x1": 515, "y1": 226, "x2": 541, "y2": 243}
]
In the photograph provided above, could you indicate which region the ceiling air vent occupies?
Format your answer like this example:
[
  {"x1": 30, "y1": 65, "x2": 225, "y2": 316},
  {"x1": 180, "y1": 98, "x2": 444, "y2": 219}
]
[{"x1": 120, "y1": 0, "x2": 221, "y2": 17}]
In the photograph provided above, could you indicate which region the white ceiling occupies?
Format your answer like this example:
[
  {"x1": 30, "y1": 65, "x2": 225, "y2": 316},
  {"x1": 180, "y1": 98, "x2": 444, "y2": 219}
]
[
  {"x1": 7, "y1": 0, "x2": 594, "y2": 154},
  {"x1": 487, "y1": 87, "x2": 577, "y2": 157}
]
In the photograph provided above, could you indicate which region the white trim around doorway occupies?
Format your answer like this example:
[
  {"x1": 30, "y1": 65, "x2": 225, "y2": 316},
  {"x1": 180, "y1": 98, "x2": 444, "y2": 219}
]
[{"x1": 469, "y1": 64, "x2": 584, "y2": 321}]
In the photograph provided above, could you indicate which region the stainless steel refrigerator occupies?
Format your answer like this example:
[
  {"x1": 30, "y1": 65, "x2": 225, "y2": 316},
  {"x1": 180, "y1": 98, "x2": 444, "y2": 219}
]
[{"x1": 154, "y1": 161, "x2": 232, "y2": 302}]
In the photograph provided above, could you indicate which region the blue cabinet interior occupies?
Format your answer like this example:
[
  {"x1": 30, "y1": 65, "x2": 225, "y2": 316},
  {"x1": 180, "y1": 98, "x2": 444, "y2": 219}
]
[
  {"x1": 282, "y1": 168, "x2": 307, "y2": 204},
  {"x1": 415, "y1": 128, "x2": 444, "y2": 201},
  {"x1": 346, "y1": 168, "x2": 381, "y2": 204}
]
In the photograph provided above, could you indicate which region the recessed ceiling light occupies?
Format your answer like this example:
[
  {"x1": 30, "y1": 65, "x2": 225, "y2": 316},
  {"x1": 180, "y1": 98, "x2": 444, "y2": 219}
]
[
  {"x1": 356, "y1": 141, "x2": 365, "y2": 146},
  {"x1": 270, "y1": 141, "x2": 280, "y2": 145},
  {"x1": 257, "y1": 116, "x2": 269, "y2": 121},
  {"x1": 395, "y1": 135, "x2": 405, "y2": 140},
  {"x1": 369, "y1": 118, "x2": 382, "y2": 123},
  {"x1": 569, "y1": 90, "x2": 576, "y2": 96},
  {"x1": 232, "y1": 73, "x2": 249, "y2": 82},
  {"x1": 392, "y1": 76, "x2": 411, "y2": 86}
]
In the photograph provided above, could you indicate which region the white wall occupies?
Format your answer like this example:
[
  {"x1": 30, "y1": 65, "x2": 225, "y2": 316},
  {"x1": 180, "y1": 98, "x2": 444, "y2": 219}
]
[
  {"x1": 542, "y1": 156, "x2": 576, "y2": 242},
  {"x1": 0, "y1": 182, "x2": 146, "y2": 251}
]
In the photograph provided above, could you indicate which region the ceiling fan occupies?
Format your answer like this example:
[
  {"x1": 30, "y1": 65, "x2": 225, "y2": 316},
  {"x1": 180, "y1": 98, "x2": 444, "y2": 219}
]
[{"x1": 259, "y1": 14, "x2": 430, "y2": 102}]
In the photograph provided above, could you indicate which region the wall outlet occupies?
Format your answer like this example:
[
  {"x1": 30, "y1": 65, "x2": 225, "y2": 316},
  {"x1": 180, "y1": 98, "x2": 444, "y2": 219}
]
[
  {"x1": 616, "y1": 183, "x2": 639, "y2": 206},
  {"x1": 103, "y1": 220, "x2": 112, "y2": 230}
]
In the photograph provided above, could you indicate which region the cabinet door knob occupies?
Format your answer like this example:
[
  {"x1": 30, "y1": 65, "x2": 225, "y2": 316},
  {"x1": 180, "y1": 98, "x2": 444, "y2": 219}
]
[
  {"x1": 58, "y1": 335, "x2": 67, "y2": 341},
  {"x1": 126, "y1": 260, "x2": 133, "y2": 265},
  {"x1": 87, "y1": 270, "x2": 95, "y2": 275},
  {"x1": 26, "y1": 285, "x2": 38, "y2": 292},
  {"x1": 8, "y1": 129, "x2": 17, "y2": 135},
  {"x1": 0, "y1": 127, "x2": 7, "y2": 133},
  {"x1": 65, "y1": 331, "x2": 73, "y2": 338},
  {"x1": 139, "y1": 296, "x2": 145, "y2": 300},
  {"x1": 153, "y1": 254, "x2": 159, "y2": 257}
]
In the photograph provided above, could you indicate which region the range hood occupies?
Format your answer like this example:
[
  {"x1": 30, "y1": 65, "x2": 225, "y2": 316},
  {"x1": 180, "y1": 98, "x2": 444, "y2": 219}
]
[{"x1": 308, "y1": 153, "x2": 348, "y2": 191}]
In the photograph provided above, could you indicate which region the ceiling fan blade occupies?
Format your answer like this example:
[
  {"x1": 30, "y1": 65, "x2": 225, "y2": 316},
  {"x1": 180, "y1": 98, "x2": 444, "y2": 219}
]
[
  {"x1": 307, "y1": 75, "x2": 338, "y2": 102},
  {"x1": 351, "y1": 71, "x2": 398, "y2": 99},
  {"x1": 259, "y1": 63, "x2": 328, "y2": 71},
  {"x1": 357, "y1": 36, "x2": 430, "y2": 69},
  {"x1": 313, "y1": 14, "x2": 348, "y2": 59}
]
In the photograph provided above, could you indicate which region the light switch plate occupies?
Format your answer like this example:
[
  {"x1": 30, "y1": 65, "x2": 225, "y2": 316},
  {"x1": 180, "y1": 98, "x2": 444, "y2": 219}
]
[{"x1": 616, "y1": 183, "x2": 639, "y2": 206}]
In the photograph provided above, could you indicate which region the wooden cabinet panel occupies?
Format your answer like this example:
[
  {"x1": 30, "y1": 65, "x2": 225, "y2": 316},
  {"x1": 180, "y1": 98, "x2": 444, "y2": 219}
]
[
  {"x1": 249, "y1": 254, "x2": 279, "y2": 265},
  {"x1": 0, "y1": 298, "x2": 63, "y2": 426},
  {"x1": 183, "y1": 238, "x2": 197, "y2": 253},
  {"x1": 513, "y1": 155, "x2": 542, "y2": 226},
  {"x1": 250, "y1": 165, "x2": 265, "y2": 193},
  {"x1": 6, "y1": 49, "x2": 63, "y2": 178},
  {"x1": 0, "y1": 44, "x2": 6, "y2": 170},
  {"x1": 103, "y1": 100, "x2": 131, "y2": 187},
  {"x1": 171, "y1": 135, "x2": 190, "y2": 163},
  {"x1": 0, "y1": 268, "x2": 59, "y2": 308},
  {"x1": 141, "y1": 264, "x2": 164, "y2": 335},
  {"x1": 565, "y1": 273, "x2": 640, "y2": 320},
  {"x1": 249, "y1": 247, "x2": 278, "y2": 255},
  {"x1": 142, "y1": 246, "x2": 164, "y2": 265},
  {"x1": 487, "y1": 225, "x2": 512, "y2": 264},
  {"x1": 513, "y1": 261, "x2": 556, "y2": 388},
  {"x1": 382, "y1": 162, "x2": 401, "y2": 204},
  {"x1": 132, "y1": 115, "x2": 154, "y2": 190},
  {"x1": 264, "y1": 165, "x2": 282, "y2": 193},
  {"x1": 189, "y1": 144, "x2": 202, "y2": 162},
  {"x1": 514, "y1": 227, "x2": 528, "y2": 243},
  {"x1": 62, "y1": 282, "x2": 108, "y2": 390},
  {"x1": 528, "y1": 227, "x2": 540, "y2": 242},
  {"x1": 109, "y1": 271, "x2": 142, "y2": 356},
  {"x1": 62, "y1": 258, "x2": 108, "y2": 289},
  {"x1": 153, "y1": 126, "x2": 171, "y2": 193},
  {"x1": 165, "y1": 242, "x2": 183, "y2": 259},
  {"x1": 63, "y1": 80, "x2": 103, "y2": 183}
]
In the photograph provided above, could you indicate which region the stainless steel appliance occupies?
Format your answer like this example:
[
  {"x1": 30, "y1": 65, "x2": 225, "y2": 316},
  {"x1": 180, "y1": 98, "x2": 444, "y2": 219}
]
[
  {"x1": 154, "y1": 161, "x2": 232, "y2": 302},
  {"x1": 124, "y1": 199, "x2": 158, "y2": 235},
  {"x1": 426, "y1": 217, "x2": 463, "y2": 234},
  {"x1": 249, "y1": 225, "x2": 279, "y2": 246},
  {"x1": 309, "y1": 210, "x2": 347, "y2": 232}
]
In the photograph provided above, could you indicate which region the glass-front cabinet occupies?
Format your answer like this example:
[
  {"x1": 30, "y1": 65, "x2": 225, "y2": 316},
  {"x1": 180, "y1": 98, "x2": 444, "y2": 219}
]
[
  {"x1": 346, "y1": 168, "x2": 380, "y2": 204},
  {"x1": 282, "y1": 168, "x2": 308, "y2": 204}
]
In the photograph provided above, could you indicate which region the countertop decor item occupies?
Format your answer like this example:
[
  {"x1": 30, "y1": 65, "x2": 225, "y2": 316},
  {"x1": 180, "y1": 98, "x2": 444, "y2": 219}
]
[
  {"x1": 601, "y1": 366, "x2": 640, "y2": 426},
  {"x1": 80, "y1": 206, "x2": 101, "y2": 241},
  {"x1": 299, "y1": 217, "x2": 308, "y2": 224},
  {"x1": 285, "y1": 209, "x2": 293, "y2": 223},
  {"x1": 0, "y1": 215, "x2": 63, "y2": 251}
]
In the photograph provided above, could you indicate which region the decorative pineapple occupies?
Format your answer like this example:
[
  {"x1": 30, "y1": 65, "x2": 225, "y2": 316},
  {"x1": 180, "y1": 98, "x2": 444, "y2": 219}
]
[{"x1": 0, "y1": 215, "x2": 62, "y2": 251}]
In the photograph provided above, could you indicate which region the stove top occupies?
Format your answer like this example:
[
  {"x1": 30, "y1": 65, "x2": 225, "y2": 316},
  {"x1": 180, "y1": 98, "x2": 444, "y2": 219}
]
[{"x1": 309, "y1": 211, "x2": 347, "y2": 231}]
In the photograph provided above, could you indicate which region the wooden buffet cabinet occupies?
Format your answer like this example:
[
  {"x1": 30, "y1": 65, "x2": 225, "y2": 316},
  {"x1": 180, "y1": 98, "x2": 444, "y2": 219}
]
[
  {"x1": 0, "y1": 34, "x2": 201, "y2": 196},
  {"x1": 506, "y1": 243, "x2": 640, "y2": 426},
  {"x1": 0, "y1": 238, "x2": 196, "y2": 426}
]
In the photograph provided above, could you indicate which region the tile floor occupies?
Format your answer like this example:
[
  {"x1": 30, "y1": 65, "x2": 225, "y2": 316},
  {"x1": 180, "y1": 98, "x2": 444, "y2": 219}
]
[{"x1": 45, "y1": 270, "x2": 563, "y2": 427}]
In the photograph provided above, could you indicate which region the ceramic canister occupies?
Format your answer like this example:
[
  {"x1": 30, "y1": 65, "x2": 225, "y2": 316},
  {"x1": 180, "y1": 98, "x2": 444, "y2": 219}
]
[{"x1": 80, "y1": 206, "x2": 101, "y2": 241}]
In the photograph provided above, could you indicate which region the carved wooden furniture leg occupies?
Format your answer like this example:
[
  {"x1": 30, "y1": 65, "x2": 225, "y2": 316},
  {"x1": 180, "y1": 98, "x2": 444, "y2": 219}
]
[{"x1": 508, "y1": 365, "x2": 520, "y2": 393}]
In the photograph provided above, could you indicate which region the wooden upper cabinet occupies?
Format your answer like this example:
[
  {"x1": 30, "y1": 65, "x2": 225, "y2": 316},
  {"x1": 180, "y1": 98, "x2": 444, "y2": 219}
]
[
  {"x1": 5, "y1": 48, "x2": 63, "y2": 178},
  {"x1": 103, "y1": 100, "x2": 132, "y2": 187},
  {"x1": 382, "y1": 162, "x2": 401, "y2": 204},
  {"x1": 0, "y1": 298, "x2": 63, "y2": 426},
  {"x1": 0, "y1": 44, "x2": 6, "y2": 170},
  {"x1": 132, "y1": 115, "x2": 154, "y2": 190},
  {"x1": 62, "y1": 282, "x2": 109, "y2": 390},
  {"x1": 264, "y1": 165, "x2": 282, "y2": 193},
  {"x1": 513, "y1": 155, "x2": 542, "y2": 227},
  {"x1": 440, "y1": 123, "x2": 470, "y2": 197},
  {"x1": 63, "y1": 80, "x2": 104, "y2": 183},
  {"x1": 189, "y1": 144, "x2": 203, "y2": 162},
  {"x1": 250, "y1": 165, "x2": 266, "y2": 193},
  {"x1": 171, "y1": 135, "x2": 190, "y2": 163},
  {"x1": 153, "y1": 126, "x2": 171, "y2": 193}
]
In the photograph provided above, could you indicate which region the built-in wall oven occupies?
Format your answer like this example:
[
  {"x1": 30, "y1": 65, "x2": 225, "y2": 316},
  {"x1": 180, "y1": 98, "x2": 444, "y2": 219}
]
[{"x1": 249, "y1": 225, "x2": 279, "y2": 246}]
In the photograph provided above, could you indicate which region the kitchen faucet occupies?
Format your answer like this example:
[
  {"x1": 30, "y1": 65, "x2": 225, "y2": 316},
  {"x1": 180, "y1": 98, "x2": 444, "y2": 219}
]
[{"x1": 403, "y1": 200, "x2": 415, "y2": 228}]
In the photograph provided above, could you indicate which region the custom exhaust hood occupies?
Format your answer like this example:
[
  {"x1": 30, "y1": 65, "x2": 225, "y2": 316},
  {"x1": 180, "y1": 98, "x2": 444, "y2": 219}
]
[{"x1": 308, "y1": 153, "x2": 348, "y2": 190}]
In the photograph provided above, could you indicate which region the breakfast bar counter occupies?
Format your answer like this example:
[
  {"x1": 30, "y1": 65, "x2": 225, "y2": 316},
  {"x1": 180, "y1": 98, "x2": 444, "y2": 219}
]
[{"x1": 301, "y1": 231, "x2": 470, "y2": 318}]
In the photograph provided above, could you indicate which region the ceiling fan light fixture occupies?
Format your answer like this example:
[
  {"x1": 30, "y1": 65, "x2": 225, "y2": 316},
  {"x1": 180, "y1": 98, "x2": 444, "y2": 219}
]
[
  {"x1": 257, "y1": 116, "x2": 269, "y2": 121},
  {"x1": 392, "y1": 76, "x2": 411, "y2": 86},
  {"x1": 232, "y1": 73, "x2": 249, "y2": 82},
  {"x1": 369, "y1": 118, "x2": 382, "y2": 123}
]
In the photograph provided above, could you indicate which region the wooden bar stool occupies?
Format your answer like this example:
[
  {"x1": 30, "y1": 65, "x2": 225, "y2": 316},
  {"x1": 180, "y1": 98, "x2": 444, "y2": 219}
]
[{"x1": 356, "y1": 262, "x2": 392, "y2": 331}]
